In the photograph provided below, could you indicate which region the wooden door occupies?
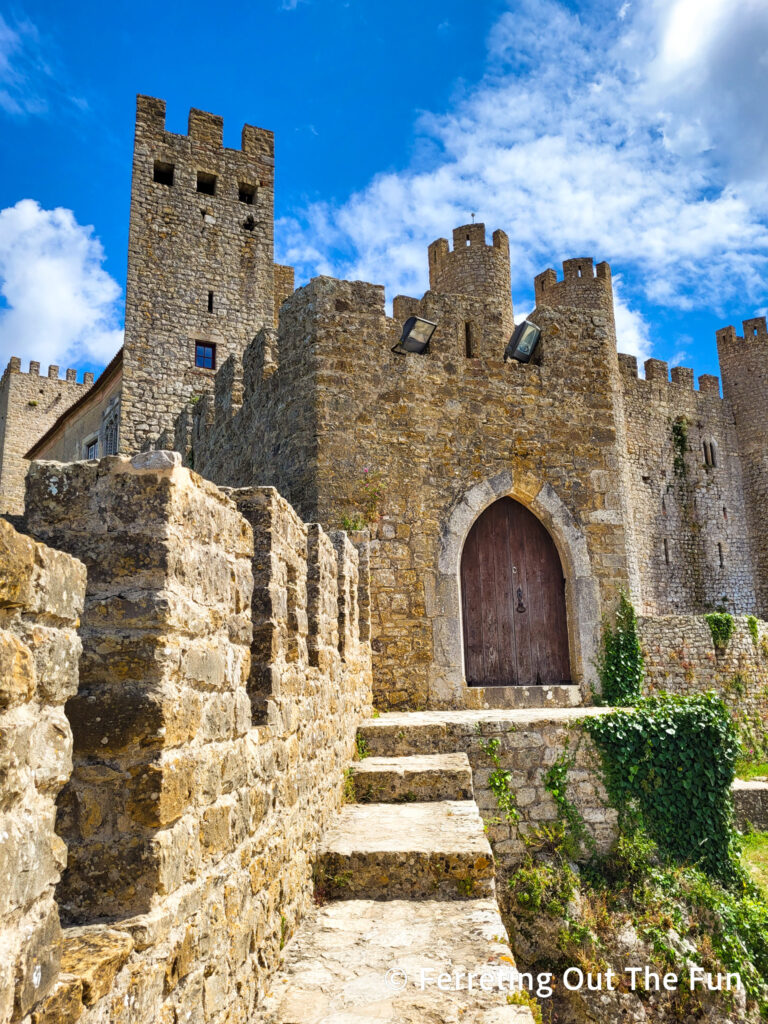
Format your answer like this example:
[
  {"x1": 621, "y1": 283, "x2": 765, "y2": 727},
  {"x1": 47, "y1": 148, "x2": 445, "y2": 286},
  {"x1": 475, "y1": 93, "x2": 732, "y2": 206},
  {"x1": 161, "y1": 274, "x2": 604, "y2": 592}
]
[{"x1": 460, "y1": 498, "x2": 571, "y2": 686}]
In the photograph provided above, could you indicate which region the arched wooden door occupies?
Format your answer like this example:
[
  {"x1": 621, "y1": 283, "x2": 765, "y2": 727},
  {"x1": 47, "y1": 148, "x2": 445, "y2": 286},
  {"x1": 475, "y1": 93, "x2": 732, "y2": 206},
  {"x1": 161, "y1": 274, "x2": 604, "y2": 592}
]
[{"x1": 460, "y1": 498, "x2": 571, "y2": 686}]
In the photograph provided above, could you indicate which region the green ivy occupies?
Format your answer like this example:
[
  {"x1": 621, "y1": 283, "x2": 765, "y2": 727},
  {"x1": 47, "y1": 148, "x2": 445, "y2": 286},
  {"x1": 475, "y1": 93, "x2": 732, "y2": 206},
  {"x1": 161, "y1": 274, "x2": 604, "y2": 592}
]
[
  {"x1": 748, "y1": 615, "x2": 760, "y2": 646},
  {"x1": 477, "y1": 733, "x2": 519, "y2": 823},
  {"x1": 596, "y1": 592, "x2": 644, "y2": 706},
  {"x1": 543, "y1": 745, "x2": 595, "y2": 860},
  {"x1": 585, "y1": 692, "x2": 741, "y2": 884},
  {"x1": 671, "y1": 416, "x2": 689, "y2": 478},
  {"x1": 705, "y1": 611, "x2": 735, "y2": 651}
]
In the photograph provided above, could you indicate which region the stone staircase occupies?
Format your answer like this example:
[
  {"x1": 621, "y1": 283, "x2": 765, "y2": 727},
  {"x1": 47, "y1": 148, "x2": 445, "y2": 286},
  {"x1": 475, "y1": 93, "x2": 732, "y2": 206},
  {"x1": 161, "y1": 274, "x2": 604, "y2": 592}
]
[{"x1": 256, "y1": 745, "x2": 536, "y2": 1022}]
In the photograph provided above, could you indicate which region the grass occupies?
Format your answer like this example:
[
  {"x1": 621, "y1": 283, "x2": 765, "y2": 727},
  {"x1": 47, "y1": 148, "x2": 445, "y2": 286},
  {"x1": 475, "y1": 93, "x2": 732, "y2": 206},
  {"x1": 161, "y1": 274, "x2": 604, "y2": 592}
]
[
  {"x1": 737, "y1": 760, "x2": 768, "y2": 781},
  {"x1": 742, "y1": 831, "x2": 768, "y2": 897}
]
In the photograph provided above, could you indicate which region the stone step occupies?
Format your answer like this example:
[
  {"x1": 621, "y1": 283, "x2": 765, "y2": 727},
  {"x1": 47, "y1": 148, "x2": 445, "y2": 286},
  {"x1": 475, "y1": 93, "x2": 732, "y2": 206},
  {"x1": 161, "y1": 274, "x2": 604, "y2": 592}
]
[
  {"x1": 733, "y1": 778, "x2": 768, "y2": 830},
  {"x1": 315, "y1": 800, "x2": 495, "y2": 901},
  {"x1": 255, "y1": 898, "x2": 536, "y2": 1023},
  {"x1": 358, "y1": 706, "x2": 609, "y2": 757},
  {"x1": 349, "y1": 752, "x2": 473, "y2": 803},
  {"x1": 467, "y1": 683, "x2": 582, "y2": 709}
]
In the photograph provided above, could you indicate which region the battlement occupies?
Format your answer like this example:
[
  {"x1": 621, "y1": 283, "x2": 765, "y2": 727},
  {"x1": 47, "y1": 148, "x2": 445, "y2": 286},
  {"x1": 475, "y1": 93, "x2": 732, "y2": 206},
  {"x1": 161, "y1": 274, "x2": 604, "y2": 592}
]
[
  {"x1": 716, "y1": 316, "x2": 768, "y2": 346},
  {"x1": 135, "y1": 94, "x2": 273, "y2": 157},
  {"x1": 1, "y1": 356, "x2": 94, "y2": 387},
  {"x1": 426, "y1": 223, "x2": 513, "y2": 334},
  {"x1": 534, "y1": 258, "x2": 613, "y2": 316},
  {"x1": 618, "y1": 352, "x2": 721, "y2": 397}
]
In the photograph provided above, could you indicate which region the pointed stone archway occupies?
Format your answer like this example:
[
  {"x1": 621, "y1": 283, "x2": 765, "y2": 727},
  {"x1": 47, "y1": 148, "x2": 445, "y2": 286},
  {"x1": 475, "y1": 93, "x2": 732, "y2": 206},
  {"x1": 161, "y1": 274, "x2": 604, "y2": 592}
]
[{"x1": 429, "y1": 470, "x2": 600, "y2": 707}]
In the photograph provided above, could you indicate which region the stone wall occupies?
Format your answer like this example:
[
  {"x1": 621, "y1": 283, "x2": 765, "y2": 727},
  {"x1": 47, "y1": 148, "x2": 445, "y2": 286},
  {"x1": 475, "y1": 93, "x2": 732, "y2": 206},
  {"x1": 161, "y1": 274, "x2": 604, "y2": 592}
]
[
  {"x1": 639, "y1": 614, "x2": 768, "y2": 751},
  {"x1": 191, "y1": 249, "x2": 638, "y2": 710},
  {"x1": 0, "y1": 359, "x2": 93, "y2": 515},
  {"x1": 14, "y1": 453, "x2": 371, "y2": 1023},
  {"x1": 717, "y1": 317, "x2": 768, "y2": 618},
  {"x1": 0, "y1": 520, "x2": 86, "y2": 1022},
  {"x1": 621, "y1": 356, "x2": 757, "y2": 616}
]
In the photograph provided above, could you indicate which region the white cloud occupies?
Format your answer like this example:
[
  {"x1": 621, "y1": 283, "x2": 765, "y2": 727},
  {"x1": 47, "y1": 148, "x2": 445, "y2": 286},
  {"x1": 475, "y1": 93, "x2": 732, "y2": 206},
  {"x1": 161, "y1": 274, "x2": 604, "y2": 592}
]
[
  {"x1": 276, "y1": 0, "x2": 768, "y2": 355},
  {"x1": 0, "y1": 200, "x2": 123, "y2": 374},
  {"x1": 612, "y1": 277, "x2": 652, "y2": 363},
  {"x1": 0, "y1": 13, "x2": 87, "y2": 117}
]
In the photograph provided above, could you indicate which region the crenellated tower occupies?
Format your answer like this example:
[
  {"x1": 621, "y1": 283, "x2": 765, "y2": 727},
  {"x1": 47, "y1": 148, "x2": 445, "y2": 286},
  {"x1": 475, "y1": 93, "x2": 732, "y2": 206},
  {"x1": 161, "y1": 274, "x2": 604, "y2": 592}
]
[
  {"x1": 717, "y1": 316, "x2": 768, "y2": 616},
  {"x1": 427, "y1": 223, "x2": 514, "y2": 334},
  {"x1": 534, "y1": 258, "x2": 614, "y2": 326},
  {"x1": 0, "y1": 358, "x2": 94, "y2": 516},
  {"x1": 120, "y1": 96, "x2": 281, "y2": 452}
]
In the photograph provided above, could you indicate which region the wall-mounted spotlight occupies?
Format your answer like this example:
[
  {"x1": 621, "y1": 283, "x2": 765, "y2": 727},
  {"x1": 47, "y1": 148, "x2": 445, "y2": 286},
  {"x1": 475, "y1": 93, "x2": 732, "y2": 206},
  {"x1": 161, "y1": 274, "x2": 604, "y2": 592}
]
[
  {"x1": 392, "y1": 316, "x2": 437, "y2": 355},
  {"x1": 504, "y1": 320, "x2": 541, "y2": 363}
]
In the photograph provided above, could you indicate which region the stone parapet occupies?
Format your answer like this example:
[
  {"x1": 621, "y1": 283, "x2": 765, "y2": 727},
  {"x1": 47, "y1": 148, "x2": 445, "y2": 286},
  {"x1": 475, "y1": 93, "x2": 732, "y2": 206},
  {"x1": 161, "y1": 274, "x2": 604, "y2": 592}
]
[
  {"x1": 0, "y1": 519, "x2": 86, "y2": 1023},
  {"x1": 13, "y1": 454, "x2": 371, "y2": 1022}
]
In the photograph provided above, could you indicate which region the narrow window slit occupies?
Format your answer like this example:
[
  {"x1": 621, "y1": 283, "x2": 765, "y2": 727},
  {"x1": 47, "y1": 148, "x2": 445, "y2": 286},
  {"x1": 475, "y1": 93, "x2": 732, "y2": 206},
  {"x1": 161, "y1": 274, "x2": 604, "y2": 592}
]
[
  {"x1": 663, "y1": 538, "x2": 670, "y2": 565},
  {"x1": 465, "y1": 322, "x2": 474, "y2": 358},
  {"x1": 208, "y1": 291, "x2": 214, "y2": 313}
]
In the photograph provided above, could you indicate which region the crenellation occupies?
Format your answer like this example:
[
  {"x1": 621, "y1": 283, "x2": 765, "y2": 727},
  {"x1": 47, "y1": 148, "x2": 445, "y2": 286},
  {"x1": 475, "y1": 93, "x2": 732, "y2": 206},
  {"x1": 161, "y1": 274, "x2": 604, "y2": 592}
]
[
  {"x1": 188, "y1": 106, "x2": 224, "y2": 146},
  {"x1": 618, "y1": 352, "x2": 638, "y2": 377},
  {"x1": 698, "y1": 374, "x2": 720, "y2": 395},
  {"x1": 670, "y1": 365, "x2": 694, "y2": 388},
  {"x1": 644, "y1": 357, "x2": 669, "y2": 382},
  {"x1": 534, "y1": 257, "x2": 613, "y2": 319}
]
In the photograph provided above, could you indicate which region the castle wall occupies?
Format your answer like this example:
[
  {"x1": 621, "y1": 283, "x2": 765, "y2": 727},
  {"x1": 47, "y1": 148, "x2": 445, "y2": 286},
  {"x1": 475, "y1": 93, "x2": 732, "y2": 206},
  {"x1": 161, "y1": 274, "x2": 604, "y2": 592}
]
[
  {"x1": 620, "y1": 357, "x2": 757, "y2": 615},
  {"x1": 717, "y1": 318, "x2": 768, "y2": 617},
  {"x1": 0, "y1": 359, "x2": 93, "y2": 515},
  {"x1": 639, "y1": 614, "x2": 768, "y2": 755},
  {"x1": 192, "y1": 252, "x2": 636, "y2": 709},
  {"x1": 119, "y1": 96, "x2": 278, "y2": 454},
  {"x1": 15, "y1": 454, "x2": 371, "y2": 1022},
  {"x1": 0, "y1": 520, "x2": 86, "y2": 1022}
]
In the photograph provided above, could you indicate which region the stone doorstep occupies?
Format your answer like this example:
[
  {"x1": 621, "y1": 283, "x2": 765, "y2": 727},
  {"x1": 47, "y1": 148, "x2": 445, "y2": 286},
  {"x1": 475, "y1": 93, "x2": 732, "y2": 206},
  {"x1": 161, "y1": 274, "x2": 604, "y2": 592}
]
[
  {"x1": 255, "y1": 898, "x2": 536, "y2": 1024},
  {"x1": 316, "y1": 801, "x2": 495, "y2": 901},
  {"x1": 732, "y1": 778, "x2": 768, "y2": 830},
  {"x1": 467, "y1": 684, "x2": 582, "y2": 710},
  {"x1": 349, "y1": 752, "x2": 474, "y2": 803},
  {"x1": 358, "y1": 706, "x2": 613, "y2": 757}
]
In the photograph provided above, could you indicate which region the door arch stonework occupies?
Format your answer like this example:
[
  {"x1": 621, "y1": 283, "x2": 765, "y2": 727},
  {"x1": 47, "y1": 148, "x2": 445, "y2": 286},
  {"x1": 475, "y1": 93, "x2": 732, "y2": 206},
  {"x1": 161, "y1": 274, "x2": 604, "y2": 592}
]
[{"x1": 429, "y1": 470, "x2": 600, "y2": 707}]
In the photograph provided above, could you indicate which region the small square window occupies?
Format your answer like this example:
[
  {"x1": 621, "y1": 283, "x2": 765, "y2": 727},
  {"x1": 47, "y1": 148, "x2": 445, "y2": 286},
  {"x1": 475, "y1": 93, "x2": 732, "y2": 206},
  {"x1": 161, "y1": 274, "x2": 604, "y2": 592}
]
[
  {"x1": 85, "y1": 438, "x2": 98, "y2": 460},
  {"x1": 197, "y1": 171, "x2": 217, "y2": 196},
  {"x1": 195, "y1": 343, "x2": 216, "y2": 370},
  {"x1": 238, "y1": 182, "x2": 256, "y2": 204},
  {"x1": 153, "y1": 160, "x2": 174, "y2": 186}
]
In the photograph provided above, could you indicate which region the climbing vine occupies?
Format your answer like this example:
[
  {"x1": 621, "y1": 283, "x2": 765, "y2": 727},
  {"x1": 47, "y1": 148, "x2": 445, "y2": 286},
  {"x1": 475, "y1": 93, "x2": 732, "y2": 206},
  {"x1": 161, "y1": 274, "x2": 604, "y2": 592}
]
[
  {"x1": 543, "y1": 743, "x2": 595, "y2": 860},
  {"x1": 705, "y1": 611, "x2": 735, "y2": 651},
  {"x1": 477, "y1": 733, "x2": 519, "y2": 824},
  {"x1": 747, "y1": 614, "x2": 759, "y2": 646},
  {"x1": 671, "y1": 416, "x2": 689, "y2": 478},
  {"x1": 596, "y1": 592, "x2": 644, "y2": 706},
  {"x1": 585, "y1": 692, "x2": 741, "y2": 884}
]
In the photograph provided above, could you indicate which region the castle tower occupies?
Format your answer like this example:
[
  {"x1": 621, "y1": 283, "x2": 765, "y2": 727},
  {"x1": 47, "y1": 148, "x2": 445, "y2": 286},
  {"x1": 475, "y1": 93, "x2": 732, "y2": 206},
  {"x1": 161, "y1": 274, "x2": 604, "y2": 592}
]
[
  {"x1": 0, "y1": 359, "x2": 93, "y2": 515},
  {"x1": 717, "y1": 317, "x2": 768, "y2": 616},
  {"x1": 427, "y1": 224, "x2": 514, "y2": 337},
  {"x1": 534, "y1": 258, "x2": 615, "y2": 327},
  {"x1": 533, "y1": 257, "x2": 640, "y2": 606},
  {"x1": 119, "y1": 96, "x2": 278, "y2": 452}
]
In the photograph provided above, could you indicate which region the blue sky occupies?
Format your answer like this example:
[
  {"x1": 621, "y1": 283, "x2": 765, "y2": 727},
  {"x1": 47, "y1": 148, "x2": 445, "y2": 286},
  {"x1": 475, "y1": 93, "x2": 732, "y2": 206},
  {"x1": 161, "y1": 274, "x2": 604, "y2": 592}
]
[{"x1": 1, "y1": 0, "x2": 768, "y2": 382}]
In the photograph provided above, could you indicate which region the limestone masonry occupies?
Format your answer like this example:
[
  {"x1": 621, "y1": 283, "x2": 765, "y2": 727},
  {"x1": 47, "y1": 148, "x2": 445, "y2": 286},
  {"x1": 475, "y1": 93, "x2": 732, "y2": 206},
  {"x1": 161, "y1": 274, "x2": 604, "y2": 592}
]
[{"x1": 1, "y1": 94, "x2": 767, "y2": 1023}]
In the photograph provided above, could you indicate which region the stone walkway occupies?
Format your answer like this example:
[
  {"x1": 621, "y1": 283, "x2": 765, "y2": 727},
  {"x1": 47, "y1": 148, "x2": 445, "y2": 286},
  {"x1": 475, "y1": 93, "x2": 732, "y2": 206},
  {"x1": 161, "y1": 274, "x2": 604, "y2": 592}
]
[{"x1": 254, "y1": 745, "x2": 535, "y2": 1023}]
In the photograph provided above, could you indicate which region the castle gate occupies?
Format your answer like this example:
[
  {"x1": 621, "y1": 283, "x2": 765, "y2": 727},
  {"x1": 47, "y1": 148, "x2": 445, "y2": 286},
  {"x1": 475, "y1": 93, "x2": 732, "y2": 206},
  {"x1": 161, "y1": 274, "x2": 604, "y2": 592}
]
[{"x1": 460, "y1": 497, "x2": 571, "y2": 686}]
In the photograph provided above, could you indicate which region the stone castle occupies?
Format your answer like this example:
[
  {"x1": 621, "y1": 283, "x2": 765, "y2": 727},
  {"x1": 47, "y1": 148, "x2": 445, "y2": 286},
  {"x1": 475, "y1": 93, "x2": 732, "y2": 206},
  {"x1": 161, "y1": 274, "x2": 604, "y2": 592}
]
[{"x1": 1, "y1": 96, "x2": 767, "y2": 1023}]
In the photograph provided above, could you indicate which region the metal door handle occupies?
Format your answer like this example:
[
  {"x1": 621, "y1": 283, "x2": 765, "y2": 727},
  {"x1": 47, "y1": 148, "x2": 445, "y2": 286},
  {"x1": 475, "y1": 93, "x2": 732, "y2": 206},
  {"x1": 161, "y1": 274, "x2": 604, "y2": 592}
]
[{"x1": 516, "y1": 587, "x2": 526, "y2": 613}]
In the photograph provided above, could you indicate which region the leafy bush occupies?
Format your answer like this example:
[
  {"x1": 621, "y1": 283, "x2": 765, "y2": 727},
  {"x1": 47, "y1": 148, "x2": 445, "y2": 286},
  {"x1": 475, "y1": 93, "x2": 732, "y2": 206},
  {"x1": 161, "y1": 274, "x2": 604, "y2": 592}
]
[
  {"x1": 585, "y1": 692, "x2": 740, "y2": 883},
  {"x1": 706, "y1": 611, "x2": 735, "y2": 651}
]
